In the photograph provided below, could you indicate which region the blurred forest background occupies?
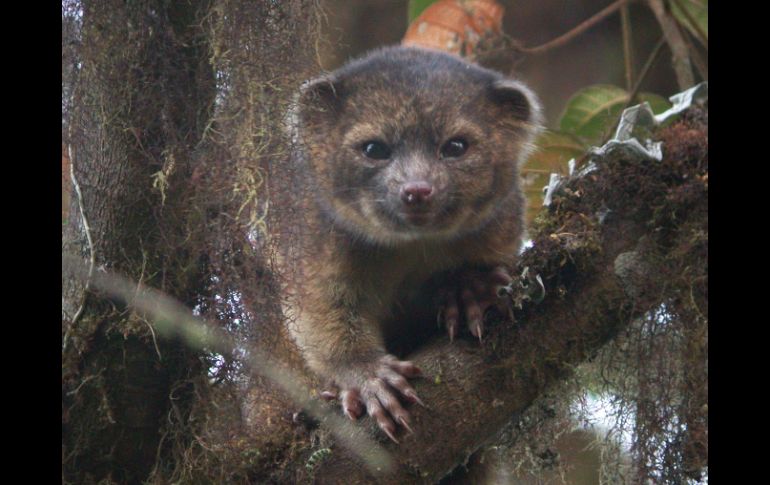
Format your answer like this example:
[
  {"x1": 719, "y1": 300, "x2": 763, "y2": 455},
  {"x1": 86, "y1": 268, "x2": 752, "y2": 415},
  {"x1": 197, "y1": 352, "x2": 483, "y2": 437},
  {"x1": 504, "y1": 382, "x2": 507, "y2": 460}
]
[{"x1": 316, "y1": 0, "x2": 681, "y2": 126}]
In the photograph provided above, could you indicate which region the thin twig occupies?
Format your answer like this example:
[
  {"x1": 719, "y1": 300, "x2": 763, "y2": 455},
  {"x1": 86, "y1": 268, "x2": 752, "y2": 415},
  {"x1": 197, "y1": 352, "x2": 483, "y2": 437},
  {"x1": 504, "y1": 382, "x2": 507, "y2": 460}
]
[
  {"x1": 515, "y1": 0, "x2": 634, "y2": 55},
  {"x1": 680, "y1": 27, "x2": 708, "y2": 81},
  {"x1": 628, "y1": 36, "x2": 667, "y2": 105},
  {"x1": 135, "y1": 248, "x2": 162, "y2": 361},
  {"x1": 668, "y1": 0, "x2": 708, "y2": 50},
  {"x1": 603, "y1": 35, "x2": 667, "y2": 145},
  {"x1": 61, "y1": 253, "x2": 397, "y2": 476},
  {"x1": 620, "y1": 4, "x2": 635, "y2": 91},
  {"x1": 648, "y1": 0, "x2": 694, "y2": 89},
  {"x1": 63, "y1": 143, "x2": 96, "y2": 353},
  {"x1": 66, "y1": 371, "x2": 102, "y2": 396}
]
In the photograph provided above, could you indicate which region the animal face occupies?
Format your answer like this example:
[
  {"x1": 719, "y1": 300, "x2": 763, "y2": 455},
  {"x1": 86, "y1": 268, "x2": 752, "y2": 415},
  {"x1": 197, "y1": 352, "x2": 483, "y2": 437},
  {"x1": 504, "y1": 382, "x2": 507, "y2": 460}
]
[{"x1": 294, "y1": 47, "x2": 541, "y2": 245}]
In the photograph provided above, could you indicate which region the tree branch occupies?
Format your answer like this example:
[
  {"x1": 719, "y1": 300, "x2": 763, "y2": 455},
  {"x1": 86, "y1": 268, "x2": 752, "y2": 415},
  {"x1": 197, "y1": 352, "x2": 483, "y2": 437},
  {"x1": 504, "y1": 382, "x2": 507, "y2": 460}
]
[
  {"x1": 259, "y1": 108, "x2": 708, "y2": 483},
  {"x1": 648, "y1": 0, "x2": 695, "y2": 89},
  {"x1": 515, "y1": 0, "x2": 633, "y2": 55},
  {"x1": 621, "y1": 4, "x2": 635, "y2": 91},
  {"x1": 313, "y1": 210, "x2": 646, "y2": 483}
]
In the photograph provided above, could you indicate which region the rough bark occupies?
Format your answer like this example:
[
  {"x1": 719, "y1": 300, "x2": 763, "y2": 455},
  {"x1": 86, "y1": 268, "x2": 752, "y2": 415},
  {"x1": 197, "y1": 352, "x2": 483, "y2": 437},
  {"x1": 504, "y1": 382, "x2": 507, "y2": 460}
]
[{"x1": 62, "y1": 1, "x2": 215, "y2": 483}]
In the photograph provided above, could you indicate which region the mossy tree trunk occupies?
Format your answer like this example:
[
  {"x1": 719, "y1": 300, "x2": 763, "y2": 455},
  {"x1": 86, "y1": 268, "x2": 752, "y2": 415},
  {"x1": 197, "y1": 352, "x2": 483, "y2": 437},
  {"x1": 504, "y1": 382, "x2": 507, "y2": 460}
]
[{"x1": 62, "y1": 1, "x2": 216, "y2": 482}]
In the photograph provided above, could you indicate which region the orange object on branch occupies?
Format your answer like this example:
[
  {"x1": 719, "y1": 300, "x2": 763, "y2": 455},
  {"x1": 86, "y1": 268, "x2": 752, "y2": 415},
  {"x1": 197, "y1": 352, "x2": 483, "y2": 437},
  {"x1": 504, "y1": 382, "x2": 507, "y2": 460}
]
[{"x1": 402, "y1": 0, "x2": 504, "y2": 58}]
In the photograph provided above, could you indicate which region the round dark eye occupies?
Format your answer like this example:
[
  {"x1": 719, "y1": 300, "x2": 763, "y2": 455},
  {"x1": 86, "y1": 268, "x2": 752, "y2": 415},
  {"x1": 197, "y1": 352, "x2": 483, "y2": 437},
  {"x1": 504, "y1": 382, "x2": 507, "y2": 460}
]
[
  {"x1": 362, "y1": 141, "x2": 392, "y2": 160},
  {"x1": 440, "y1": 138, "x2": 468, "y2": 159}
]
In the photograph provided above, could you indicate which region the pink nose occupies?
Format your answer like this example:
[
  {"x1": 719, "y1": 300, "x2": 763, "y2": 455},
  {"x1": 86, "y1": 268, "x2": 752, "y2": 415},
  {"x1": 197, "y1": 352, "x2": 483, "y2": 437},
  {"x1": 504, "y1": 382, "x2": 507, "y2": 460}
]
[{"x1": 400, "y1": 181, "x2": 434, "y2": 206}]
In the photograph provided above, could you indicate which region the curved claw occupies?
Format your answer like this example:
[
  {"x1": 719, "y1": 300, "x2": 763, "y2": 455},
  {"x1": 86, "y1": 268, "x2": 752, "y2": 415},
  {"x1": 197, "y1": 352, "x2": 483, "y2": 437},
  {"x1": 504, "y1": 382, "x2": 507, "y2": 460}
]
[
  {"x1": 398, "y1": 416, "x2": 414, "y2": 435},
  {"x1": 405, "y1": 390, "x2": 426, "y2": 408},
  {"x1": 382, "y1": 426, "x2": 400, "y2": 444},
  {"x1": 436, "y1": 265, "x2": 514, "y2": 343},
  {"x1": 333, "y1": 355, "x2": 425, "y2": 442}
]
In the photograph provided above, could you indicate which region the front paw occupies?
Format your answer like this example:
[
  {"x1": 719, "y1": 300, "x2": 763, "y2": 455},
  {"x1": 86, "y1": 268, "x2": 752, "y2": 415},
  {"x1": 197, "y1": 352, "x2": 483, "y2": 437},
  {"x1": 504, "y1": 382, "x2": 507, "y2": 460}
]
[
  {"x1": 322, "y1": 354, "x2": 423, "y2": 443},
  {"x1": 436, "y1": 266, "x2": 513, "y2": 342}
]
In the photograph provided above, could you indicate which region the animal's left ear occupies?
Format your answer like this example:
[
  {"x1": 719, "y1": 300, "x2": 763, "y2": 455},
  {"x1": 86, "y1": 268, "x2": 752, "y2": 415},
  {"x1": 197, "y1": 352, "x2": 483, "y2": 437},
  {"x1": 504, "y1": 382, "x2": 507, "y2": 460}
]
[{"x1": 487, "y1": 79, "x2": 543, "y2": 127}]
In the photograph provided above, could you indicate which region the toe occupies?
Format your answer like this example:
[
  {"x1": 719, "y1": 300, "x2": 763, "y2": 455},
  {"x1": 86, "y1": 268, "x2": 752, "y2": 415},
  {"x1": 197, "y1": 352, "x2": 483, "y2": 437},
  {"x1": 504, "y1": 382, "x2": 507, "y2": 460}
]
[
  {"x1": 362, "y1": 383, "x2": 399, "y2": 443},
  {"x1": 460, "y1": 287, "x2": 484, "y2": 341},
  {"x1": 443, "y1": 290, "x2": 460, "y2": 342},
  {"x1": 369, "y1": 378, "x2": 411, "y2": 435},
  {"x1": 341, "y1": 389, "x2": 363, "y2": 420},
  {"x1": 384, "y1": 358, "x2": 422, "y2": 378},
  {"x1": 377, "y1": 367, "x2": 423, "y2": 407}
]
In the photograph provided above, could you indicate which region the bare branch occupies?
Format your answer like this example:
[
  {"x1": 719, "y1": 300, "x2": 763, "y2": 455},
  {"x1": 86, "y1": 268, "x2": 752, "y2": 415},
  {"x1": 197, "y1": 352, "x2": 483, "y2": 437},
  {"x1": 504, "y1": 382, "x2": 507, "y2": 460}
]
[
  {"x1": 516, "y1": 0, "x2": 633, "y2": 55},
  {"x1": 648, "y1": 0, "x2": 695, "y2": 89},
  {"x1": 621, "y1": 4, "x2": 635, "y2": 91}
]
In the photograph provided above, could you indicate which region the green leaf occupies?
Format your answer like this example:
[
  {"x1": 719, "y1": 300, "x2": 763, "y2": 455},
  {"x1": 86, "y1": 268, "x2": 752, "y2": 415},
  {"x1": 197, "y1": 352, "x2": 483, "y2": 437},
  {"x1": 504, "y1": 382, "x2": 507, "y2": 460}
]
[
  {"x1": 559, "y1": 86, "x2": 673, "y2": 145},
  {"x1": 636, "y1": 92, "x2": 672, "y2": 115},
  {"x1": 559, "y1": 84, "x2": 629, "y2": 145},
  {"x1": 522, "y1": 130, "x2": 587, "y2": 224},
  {"x1": 408, "y1": 0, "x2": 438, "y2": 23},
  {"x1": 670, "y1": 0, "x2": 708, "y2": 41}
]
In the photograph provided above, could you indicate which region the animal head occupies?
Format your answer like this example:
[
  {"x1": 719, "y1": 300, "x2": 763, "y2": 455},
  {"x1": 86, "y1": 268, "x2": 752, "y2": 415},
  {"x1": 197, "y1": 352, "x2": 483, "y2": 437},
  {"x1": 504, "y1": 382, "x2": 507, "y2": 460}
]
[{"x1": 293, "y1": 46, "x2": 542, "y2": 245}]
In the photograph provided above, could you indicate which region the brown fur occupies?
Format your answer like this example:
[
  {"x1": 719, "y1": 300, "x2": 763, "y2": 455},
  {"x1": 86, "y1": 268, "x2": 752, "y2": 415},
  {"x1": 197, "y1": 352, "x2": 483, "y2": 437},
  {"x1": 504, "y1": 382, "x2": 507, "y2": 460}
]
[{"x1": 282, "y1": 46, "x2": 541, "y2": 432}]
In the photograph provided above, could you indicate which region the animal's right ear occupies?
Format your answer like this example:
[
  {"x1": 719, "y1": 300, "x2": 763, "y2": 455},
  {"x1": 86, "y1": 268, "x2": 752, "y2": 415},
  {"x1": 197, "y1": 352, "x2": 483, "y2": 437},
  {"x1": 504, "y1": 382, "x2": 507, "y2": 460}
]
[{"x1": 487, "y1": 79, "x2": 542, "y2": 127}]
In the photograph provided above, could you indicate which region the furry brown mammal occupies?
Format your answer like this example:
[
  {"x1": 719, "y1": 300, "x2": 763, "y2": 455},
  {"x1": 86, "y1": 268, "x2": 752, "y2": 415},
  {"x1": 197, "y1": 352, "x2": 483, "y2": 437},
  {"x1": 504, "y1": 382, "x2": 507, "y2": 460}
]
[{"x1": 286, "y1": 46, "x2": 541, "y2": 442}]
